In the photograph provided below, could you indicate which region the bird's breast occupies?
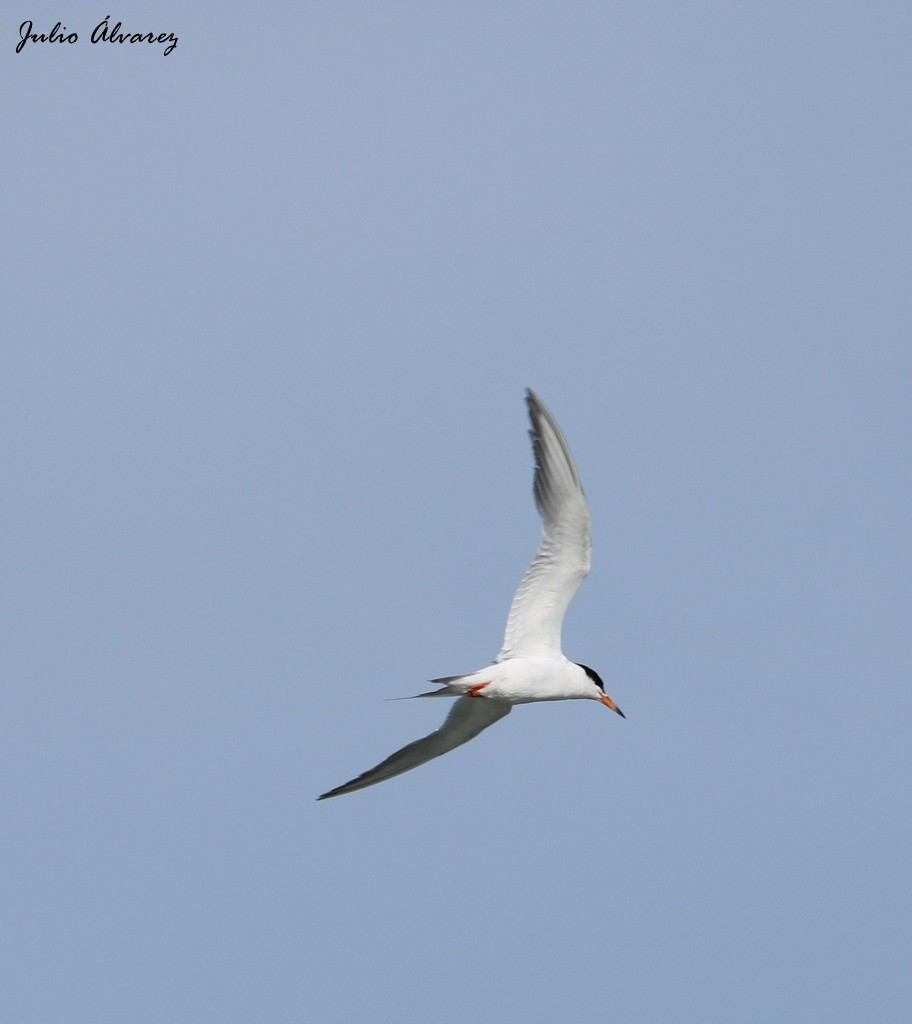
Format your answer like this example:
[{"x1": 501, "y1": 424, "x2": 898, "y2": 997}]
[{"x1": 480, "y1": 658, "x2": 579, "y2": 703}]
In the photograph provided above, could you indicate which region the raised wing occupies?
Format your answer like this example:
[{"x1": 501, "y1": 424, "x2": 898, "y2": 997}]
[
  {"x1": 317, "y1": 696, "x2": 511, "y2": 800},
  {"x1": 497, "y1": 390, "x2": 591, "y2": 661}
]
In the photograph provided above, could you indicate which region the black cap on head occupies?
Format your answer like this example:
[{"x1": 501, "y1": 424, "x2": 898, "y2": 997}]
[{"x1": 577, "y1": 663, "x2": 605, "y2": 692}]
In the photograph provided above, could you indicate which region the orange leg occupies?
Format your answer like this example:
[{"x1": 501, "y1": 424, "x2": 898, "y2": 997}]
[{"x1": 468, "y1": 682, "x2": 491, "y2": 698}]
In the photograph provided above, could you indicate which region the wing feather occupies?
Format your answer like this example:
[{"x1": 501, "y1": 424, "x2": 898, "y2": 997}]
[
  {"x1": 497, "y1": 390, "x2": 591, "y2": 661},
  {"x1": 317, "y1": 697, "x2": 511, "y2": 799}
]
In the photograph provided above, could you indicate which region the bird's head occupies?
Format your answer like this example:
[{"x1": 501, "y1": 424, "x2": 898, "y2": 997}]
[{"x1": 576, "y1": 663, "x2": 625, "y2": 717}]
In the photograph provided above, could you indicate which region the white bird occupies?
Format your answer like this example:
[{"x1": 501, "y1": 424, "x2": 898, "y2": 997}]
[{"x1": 318, "y1": 389, "x2": 623, "y2": 800}]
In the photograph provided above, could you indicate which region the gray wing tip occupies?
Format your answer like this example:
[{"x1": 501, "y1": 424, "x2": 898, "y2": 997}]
[
  {"x1": 317, "y1": 767, "x2": 388, "y2": 800},
  {"x1": 317, "y1": 779, "x2": 360, "y2": 800},
  {"x1": 523, "y1": 389, "x2": 584, "y2": 511}
]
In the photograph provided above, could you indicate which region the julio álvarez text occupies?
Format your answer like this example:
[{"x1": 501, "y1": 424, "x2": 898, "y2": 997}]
[{"x1": 17, "y1": 17, "x2": 178, "y2": 56}]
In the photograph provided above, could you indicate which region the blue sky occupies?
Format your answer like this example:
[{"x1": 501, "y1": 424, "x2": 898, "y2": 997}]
[{"x1": 4, "y1": 2, "x2": 911, "y2": 1021}]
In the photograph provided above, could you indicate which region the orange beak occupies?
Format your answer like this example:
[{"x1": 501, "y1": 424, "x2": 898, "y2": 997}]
[{"x1": 599, "y1": 693, "x2": 626, "y2": 718}]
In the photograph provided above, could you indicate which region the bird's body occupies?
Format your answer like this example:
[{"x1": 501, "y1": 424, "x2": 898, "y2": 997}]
[
  {"x1": 427, "y1": 658, "x2": 607, "y2": 705},
  {"x1": 318, "y1": 389, "x2": 623, "y2": 800}
]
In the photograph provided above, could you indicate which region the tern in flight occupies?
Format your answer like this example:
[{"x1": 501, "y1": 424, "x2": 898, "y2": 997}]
[{"x1": 318, "y1": 389, "x2": 623, "y2": 800}]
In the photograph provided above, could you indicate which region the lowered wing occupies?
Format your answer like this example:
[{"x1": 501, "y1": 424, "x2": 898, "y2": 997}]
[{"x1": 318, "y1": 696, "x2": 512, "y2": 800}]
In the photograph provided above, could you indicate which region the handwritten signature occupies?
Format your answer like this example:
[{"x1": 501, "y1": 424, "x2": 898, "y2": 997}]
[{"x1": 17, "y1": 17, "x2": 178, "y2": 56}]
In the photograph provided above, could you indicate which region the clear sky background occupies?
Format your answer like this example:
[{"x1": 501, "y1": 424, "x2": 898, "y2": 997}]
[{"x1": 4, "y1": 3, "x2": 910, "y2": 1021}]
